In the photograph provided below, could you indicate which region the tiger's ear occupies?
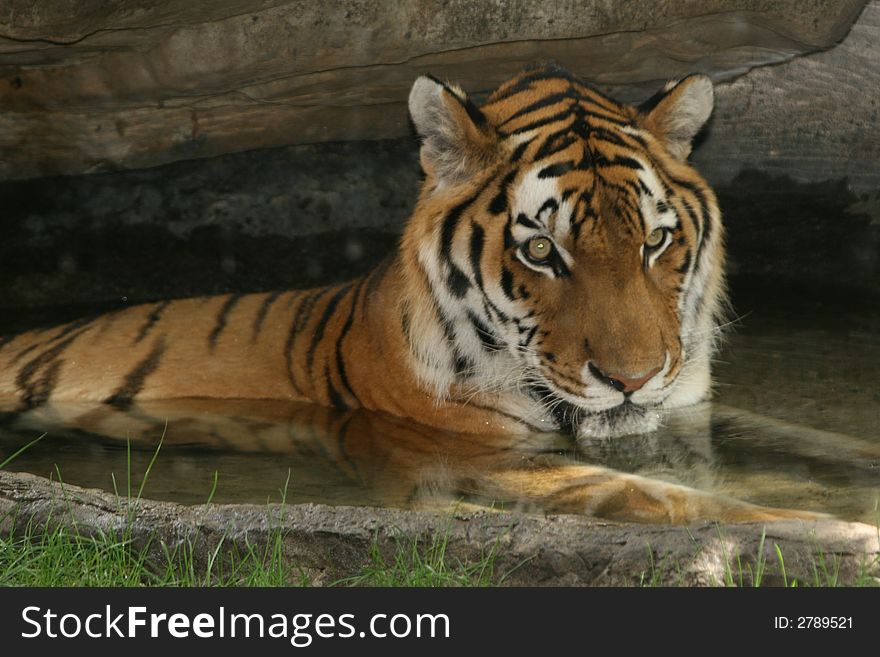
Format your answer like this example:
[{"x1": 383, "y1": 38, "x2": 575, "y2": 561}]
[
  {"x1": 638, "y1": 74, "x2": 713, "y2": 160},
  {"x1": 409, "y1": 75, "x2": 499, "y2": 189}
]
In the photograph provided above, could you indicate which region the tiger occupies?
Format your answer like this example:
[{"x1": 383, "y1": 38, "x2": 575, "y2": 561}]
[{"x1": 0, "y1": 65, "x2": 823, "y2": 523}]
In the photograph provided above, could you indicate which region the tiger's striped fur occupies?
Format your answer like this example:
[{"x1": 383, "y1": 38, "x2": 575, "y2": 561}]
[{"x1": 1, "y1": 65, "x2": 725, "y2": 442}]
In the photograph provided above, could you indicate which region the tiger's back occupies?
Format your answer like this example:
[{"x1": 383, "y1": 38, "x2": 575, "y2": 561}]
[{"x1": 0, "y1": 286, "x2": 358, "y2": 408}]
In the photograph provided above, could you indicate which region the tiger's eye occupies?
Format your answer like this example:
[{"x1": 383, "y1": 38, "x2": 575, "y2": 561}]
[
  {"x1": 526, "y1": 236, "x2": 553, "y2": 262},
  {"x1": 645, "y1": 228, "x2": 666, "y2": 249}
]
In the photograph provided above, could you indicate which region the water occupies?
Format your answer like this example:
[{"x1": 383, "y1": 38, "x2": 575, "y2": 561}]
[{"x1": 1, "y1": 295, "x2": 878, "y2": 522}]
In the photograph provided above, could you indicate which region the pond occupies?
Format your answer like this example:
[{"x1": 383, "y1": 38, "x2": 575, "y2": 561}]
[{"x1": 1, "y1": 289, "x2": 877, "y2": 523}]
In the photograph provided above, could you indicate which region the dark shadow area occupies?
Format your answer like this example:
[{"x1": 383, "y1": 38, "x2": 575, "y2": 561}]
[
  {"x1": 1, "y1": 136, "x2": 877, "y2": 314},
  {"x1": 0, "y1": 139, "x2": 418, "y2": 310},
  {"x1": 718, "y1": 170, "x2": 879, "y2": 302}
]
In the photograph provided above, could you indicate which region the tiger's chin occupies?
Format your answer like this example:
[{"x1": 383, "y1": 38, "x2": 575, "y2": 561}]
[
  {"x1": 537, "y1": 390, "x2": 663, "y2": 440},
  {"x1": 531, "y1": 384, "x2": 664, "y2": 440},
  {"x1": 575, "y1": 403, "x2": 663, "y2": 441}
]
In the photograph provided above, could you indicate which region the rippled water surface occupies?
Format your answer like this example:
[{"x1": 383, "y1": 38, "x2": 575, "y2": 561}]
[{"x1": 1, "y1": 297, "x2": 878, "y2": 522}]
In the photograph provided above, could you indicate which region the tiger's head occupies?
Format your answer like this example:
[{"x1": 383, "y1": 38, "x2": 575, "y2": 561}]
[{"x1": 401, "y1": 65, "x2": 725, "y2": 439}]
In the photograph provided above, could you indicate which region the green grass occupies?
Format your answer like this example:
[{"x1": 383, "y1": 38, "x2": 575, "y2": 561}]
[
  {"x1": 0, "y1": 516, "x2": 504, "y2": 587},
  {"x1": 5, "y1": 517, "x2": 875, "y2": 587},
  {"x1": 0, "y1": 519, "x2": 296, "y2": 587},
  {"x1": 0, "y1": 432, "x2": 46, "y2": 470},
  {"x1": 639, "y1": 524, "x2": 880, "y2": 588},
  {"x1": 334, "y1": 530, "x2": 505, "y2": 587}
]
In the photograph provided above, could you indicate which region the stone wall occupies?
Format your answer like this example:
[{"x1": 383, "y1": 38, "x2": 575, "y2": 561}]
[{"x1": 0, "y1": 0, "x2": 867, "y2": 179}]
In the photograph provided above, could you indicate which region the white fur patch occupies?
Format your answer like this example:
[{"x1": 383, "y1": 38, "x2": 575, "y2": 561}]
[{"x1": 513, "y1": 169, "x2": 563, "y2": 223}]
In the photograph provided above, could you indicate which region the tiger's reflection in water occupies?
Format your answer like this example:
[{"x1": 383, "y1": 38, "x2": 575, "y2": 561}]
[{"x1": 1, "y1": 398, "x2": 824, "y2": 524}]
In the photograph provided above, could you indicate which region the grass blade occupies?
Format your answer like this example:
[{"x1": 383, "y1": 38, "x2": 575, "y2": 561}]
[{"x1": 0, "y1": 432, "x2": 47, "y2": 470}]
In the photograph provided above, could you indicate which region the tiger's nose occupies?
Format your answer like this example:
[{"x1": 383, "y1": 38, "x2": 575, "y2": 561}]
[{"x1": 588, "y1": 363, "x2": 662, "y2": 395}]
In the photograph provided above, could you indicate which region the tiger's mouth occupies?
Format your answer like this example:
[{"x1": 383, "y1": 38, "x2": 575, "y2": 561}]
[{"x1": 529, "y1": 384, "x2": 662, "y2": 439}]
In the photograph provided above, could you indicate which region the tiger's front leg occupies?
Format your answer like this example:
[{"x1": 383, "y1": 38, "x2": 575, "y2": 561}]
[{"x1": 481, "y1": 461, "x2": 828, "y2": 524}]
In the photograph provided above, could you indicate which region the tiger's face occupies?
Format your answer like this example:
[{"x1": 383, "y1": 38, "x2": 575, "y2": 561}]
[{"x1": 405, "y1": 66, "x2": 724, "y2": 439}]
